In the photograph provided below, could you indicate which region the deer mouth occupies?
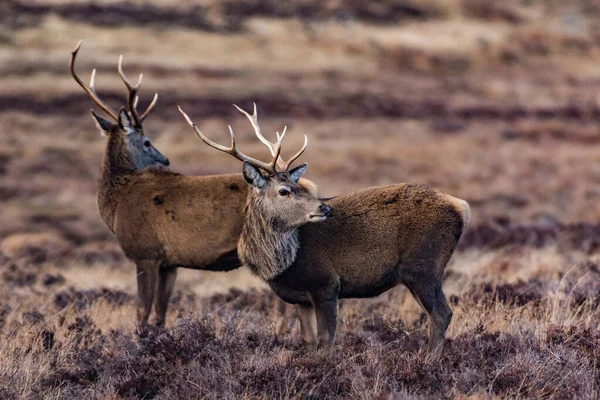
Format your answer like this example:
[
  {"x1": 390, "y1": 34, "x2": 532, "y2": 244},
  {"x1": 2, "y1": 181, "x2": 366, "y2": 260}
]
[{"x1": 308, "y1": 214, "x2": 328, "y2": 222}]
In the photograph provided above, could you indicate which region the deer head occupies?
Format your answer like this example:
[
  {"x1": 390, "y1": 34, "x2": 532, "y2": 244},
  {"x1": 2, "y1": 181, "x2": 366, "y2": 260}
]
[
  {"x1": 179, "y1": 105, "x2": 330, "y2": 231},
  {"x1": 70, "y1": 41, "x2": 169, "y2": 169}
]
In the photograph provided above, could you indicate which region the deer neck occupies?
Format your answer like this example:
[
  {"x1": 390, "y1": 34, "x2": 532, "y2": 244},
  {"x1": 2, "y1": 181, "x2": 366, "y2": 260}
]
[
  {"x1": 238, "y1": 196, "x2": 300, "y2": 281},
  {"x1": 97, "y1": 134, "x2": 136, "y2": 233}
]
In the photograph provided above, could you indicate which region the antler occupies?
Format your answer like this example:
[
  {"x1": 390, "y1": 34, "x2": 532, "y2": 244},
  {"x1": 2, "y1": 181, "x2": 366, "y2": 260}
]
[
  {"x1": 70, "y1": 40, "x2": 118, "y2": 121},
  {"x1": 233, "y1": 103, "x2": 308, "y2": 170},
  {"x1": 117, "y1": 55, "x2": 158, "y2": 127},
  {"x1": 179, "y1": 106, "x2": 288, "y2": 175},
  {"x1": 281, "y1": 134, "x2": 308, "y2": 171}
]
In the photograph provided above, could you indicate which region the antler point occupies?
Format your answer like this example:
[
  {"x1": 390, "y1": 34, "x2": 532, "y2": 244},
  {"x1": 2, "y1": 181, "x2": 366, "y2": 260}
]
[{"x1": 73, "y1": 40, "x2": 83, "y2": 54}]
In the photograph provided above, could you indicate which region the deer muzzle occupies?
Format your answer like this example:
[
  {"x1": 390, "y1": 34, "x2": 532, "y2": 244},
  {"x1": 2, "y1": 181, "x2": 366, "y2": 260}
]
[{"x1": 309, "y1": 204, "x2": 331, "y2": 222}]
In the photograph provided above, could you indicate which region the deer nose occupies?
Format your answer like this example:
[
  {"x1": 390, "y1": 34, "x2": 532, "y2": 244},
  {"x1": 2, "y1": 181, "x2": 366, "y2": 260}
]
[
  {"x1": 319, "y1": 204, "x2": 331, "y2": 216},
  {"x1": 163, "y1": 158, "x2": 170, "y2": 166}
]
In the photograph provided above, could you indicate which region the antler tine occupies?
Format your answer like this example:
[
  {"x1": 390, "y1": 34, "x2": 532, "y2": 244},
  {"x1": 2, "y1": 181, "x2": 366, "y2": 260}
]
[
  {"x1": 132, "y1": 94, "x2": 157, "y2": 122},
  {"x1": 281, "y1": 135, "x2": 308, "y2": 170},
  {"x1": 117, "y1": 54, "x2": 143, "y2": 127},
  {"x1": 233, "y1": 103, "x2": 288, "y2": 169},
  {"x1": 117, "y1": 55, "x2": 158, "y2": 124},
  {"x1": 178, "y1": 106, "x2": 278, "y2": 175},
  {"x1": 70, "y1": 40, "x2": 118, "y2": 121},
  {"x1": 140, "y1": 92, "x2": 158, "y2": 121},
  {"x1": 89, "y1": 68, "x2": 96, "y2": 91},
  {"x1": 232, "y1": 103, "x2": 307, "y2": 171},
  {"x1": 273, "y1": 125, "x2": 308, "y2": 171},
  {"x1": 233, "y1": 103, "x2": 270, "y2": 149},
  {"x1": 276, "y1": 126, "x2": 287, "y2": 141},
  {"x1": 117, "y1": 55, "x2": 143, "y2": 90},
  {"x1": 269, "y1": 128, "x2": 284, "y2": 172}
]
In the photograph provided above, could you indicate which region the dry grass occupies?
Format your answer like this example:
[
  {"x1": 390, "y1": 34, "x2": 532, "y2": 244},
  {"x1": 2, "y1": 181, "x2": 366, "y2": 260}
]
[
  {"x1": 1, "y1": 245, "x2": 600, "y2": 398},
  {"x1": 2, "y1": 0, "x2": 600, "y2": 398}
]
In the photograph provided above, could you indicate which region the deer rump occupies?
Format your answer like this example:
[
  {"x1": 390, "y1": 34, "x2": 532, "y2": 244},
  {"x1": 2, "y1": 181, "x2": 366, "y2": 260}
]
[
  {"x1": 265, "y1": 182, "x2": 468, "y2": 304},
  {"x1": 113, "y1": 171, "x2": 248, "y2": 270}
]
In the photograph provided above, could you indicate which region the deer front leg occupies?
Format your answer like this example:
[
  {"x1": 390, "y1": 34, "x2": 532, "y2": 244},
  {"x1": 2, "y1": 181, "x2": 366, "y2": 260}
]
[
  {"x1": 312, "y1": 294, "x2": 338, "y2": 350},
  {"x1": 276, "y1": 300, "x2": 295, "y2": 339},
  {"x1": 296, "y1": 303, "x2": 317, "y2": 351},
  {"x1": 135, "y1": 260, "x2": 159, "y2": 327},
  {"x1": 153, "y1": 266, "x2": 177, "y2": 328}
]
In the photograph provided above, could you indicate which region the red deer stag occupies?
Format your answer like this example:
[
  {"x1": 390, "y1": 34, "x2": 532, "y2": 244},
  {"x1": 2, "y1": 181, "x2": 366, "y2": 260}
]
[
  {"x1": 70, "y1": 41, "x2": 317, "y2": 328},
  {"x1": 180, "y1": 106, "x2": 470, "y2": 355}
]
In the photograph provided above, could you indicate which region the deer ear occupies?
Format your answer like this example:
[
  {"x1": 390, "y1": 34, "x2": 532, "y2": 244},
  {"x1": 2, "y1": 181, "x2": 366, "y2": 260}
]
[
  {"x1": 90, "y1": 110, "x2": 113, "y2": 136},
  {"x1": 117, "y1": 107, "x2": 135, "y2": 135},
  {"x1": 243, "y1": 161, "x2": 266, "y2": 188},
  {"x1": 288, "y1": 163, "x2": 308, "y2": 183}
]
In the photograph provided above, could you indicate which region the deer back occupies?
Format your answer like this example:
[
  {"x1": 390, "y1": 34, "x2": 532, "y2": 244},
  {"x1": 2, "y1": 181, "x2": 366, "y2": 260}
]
[{"x1": 288, "y1": 183, "x2": 469, "y2": 294}]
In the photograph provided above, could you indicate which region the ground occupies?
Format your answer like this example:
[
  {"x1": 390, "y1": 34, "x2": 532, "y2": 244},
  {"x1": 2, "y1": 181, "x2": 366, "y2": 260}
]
[{"x1": 2, "y1": 0, "x2": 600, "y2": 398}]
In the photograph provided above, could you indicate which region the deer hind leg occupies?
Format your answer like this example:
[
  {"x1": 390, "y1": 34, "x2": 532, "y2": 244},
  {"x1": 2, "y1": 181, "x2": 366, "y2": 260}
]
[
  {"x1": 135, "y1": 260, "x2": 159, "y2": 327},
  {"x1": 153, "y1": 266, "x2": 177, "y2": 328},
  {"x1": 434, "y1": 288, "x2": 453, "y2": 350},
  {"x1": 406, "y1": 280, "x2": 452, "y2": 357},
  {"x1": 296, "y1": 303, "x2": 317, "y2": 351}
]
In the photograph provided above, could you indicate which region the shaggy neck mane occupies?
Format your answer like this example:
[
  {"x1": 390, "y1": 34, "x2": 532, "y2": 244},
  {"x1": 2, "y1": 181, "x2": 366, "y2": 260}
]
[
  {"x1": 97, "y1": 133, "x2": 136, "y2": 232},
  {"x1": 238, "y1": 191, "x2": 300, "y2": 281}
]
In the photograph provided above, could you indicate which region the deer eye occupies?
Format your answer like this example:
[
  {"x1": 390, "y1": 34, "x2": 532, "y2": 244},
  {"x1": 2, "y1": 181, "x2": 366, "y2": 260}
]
[
  {"x1": 278, "y1": 187, "x2": 290, "y2": 197},
  {"x1": 144, "y1": 140, "x2": 151, "y2": 148}
]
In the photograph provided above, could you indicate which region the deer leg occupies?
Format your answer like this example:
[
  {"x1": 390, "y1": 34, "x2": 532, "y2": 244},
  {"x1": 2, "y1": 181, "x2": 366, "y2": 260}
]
[
  {"x1": 312, "y1": 294, "x2": 338, "y2": 350},
  {"x1": 406, "y1": 280, "x2": 452, "y2": 356},
  {"x1": 432, "y1": 288, "x2": 453, "y2": 355},
  {"x1": 153, "y1": 266, "x2": 177, "y2": 327},
  {"x1": 296, "y1": 303, "x2": 317, "y2": 351},
  {"x1": 276, "y1": 300, "x2": 295, "y2": 339},
  {"x1": 135, "y1": 260, "x2": 159, "y2": 326}
]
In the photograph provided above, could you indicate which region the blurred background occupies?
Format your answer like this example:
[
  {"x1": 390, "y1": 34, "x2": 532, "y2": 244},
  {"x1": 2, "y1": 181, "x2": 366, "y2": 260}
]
[
  {"x1": 3, "y1": 1, "x2": 600, "y2": 397},
  {"x1": 3, "y1": 0, "x2": 600, "y2": 297},
  {"x1": 2, "y1": 0, "x2": 600, "y2": 294}
]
